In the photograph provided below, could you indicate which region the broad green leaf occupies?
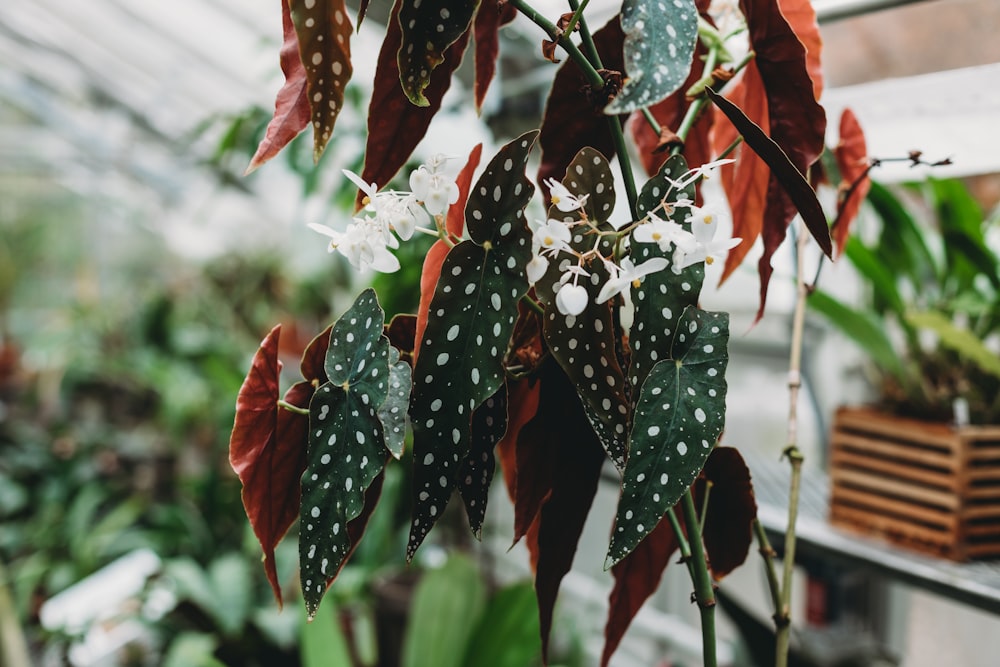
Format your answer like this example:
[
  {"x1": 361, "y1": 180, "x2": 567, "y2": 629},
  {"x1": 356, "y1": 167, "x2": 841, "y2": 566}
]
[
  {"x1": 628, "y1": 155, "x2": 703, "y2": 402},
  {"x1": 843, "y1": 236, "x2": 905, "y2": 316},
  {"x1": 605, "y1": 0, "x2": 698, "y2": 114},
  {"x1": 378, "y1": 347, "x2": 412, "y2": 459},
  {"x1": 906, "y1": 310, "x2": 1000, "y2": 379},
  {"x1": 808, "y1": 288, "x2": 905, "y2": 381},
  {"x1": 459, "y1": 384, "x2": 507, "y2": 538},
  {"x1": 288, "y1": 0, "x2": 354, "y2": 161},
  {"x1": 401, "y1": 555, "x2": 487, "y2": 667},
  {"x1": 300, "y1": 289, "x2": 393, "y2": 617},
  {"x1": 407, "y1": 131, "x2": 538, "y2": 560},
  {"x1": 301, "y1": 594, "x2": 353, "y2": 667},
  {"x1": 461, "y1": 582, "x2": 541, "y2": 667},
  {"x1": 398, "y1": 0, "x2": 481, "y2": 106},
  {"x1": 868, "y1": 182, "x2": 939, "y2": 289},
  {"x1": 607, "y1": 307, "x2": 729, "y2": 567}
]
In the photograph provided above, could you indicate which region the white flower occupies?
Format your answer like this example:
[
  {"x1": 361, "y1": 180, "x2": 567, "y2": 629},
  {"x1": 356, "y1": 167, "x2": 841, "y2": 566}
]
[
  {"x1": 555, "y1": 283, "x2": 589, "y2": 315},
  {"x1": 673, "y1": 207, "x2": 741, "y2": 270},
  {"x1": 675, "y1": 158, "x2": 736, "y2": 189},
  {"x1": 532, "y1": 219, "x2": 573, "y2": 255},
  {"x1": 343, "y1": 169, "x2": 379, "y2": 205},
  {"x1": 596, "y1": 257, "x2": 669, "y2": 303},
  {"x1": 308, "y1": 219, "x2": 400, "y2": 273},
  {"x1": 410, "y1": 158, "x2": 460, "y2": 216},
  {"x1": 526, "y1": 255, "x2": 549, "y2": 285},
  {"x1": 632, "y1": 214, "x2": 697, "y2": 253},
  {"x1": 544, "y1": 178, "x2": 589, "y2": 212}
]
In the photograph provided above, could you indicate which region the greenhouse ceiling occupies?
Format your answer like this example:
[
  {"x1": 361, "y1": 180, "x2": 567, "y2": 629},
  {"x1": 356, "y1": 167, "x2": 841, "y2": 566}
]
[{"x1": 1, "y1": 0, "x2": 997, "y2": 219}]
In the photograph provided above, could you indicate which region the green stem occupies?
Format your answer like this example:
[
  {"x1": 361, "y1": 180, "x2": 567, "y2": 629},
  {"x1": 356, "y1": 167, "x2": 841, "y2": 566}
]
[
  {"x1": 0, "y1": 560, "x2": 31, "y2": 667},
  {"x1": 508, "y1": 0, "x2": 604, "y2": 89},
  {"x1": 519, "y1": 294, "x2": 545, "y2": 317},
  {"x1": 278, "y1": 399, "x2": 310, "y2": 415},
  {"x1": 567, "y1": 0, "x2": 601, "y2": 68},
  {"x1": 753, "y1": 519, "x2": 783, "y2": 623},
  {"x1": 680, "y1": 491, "x2": 717, "y2": 667}
]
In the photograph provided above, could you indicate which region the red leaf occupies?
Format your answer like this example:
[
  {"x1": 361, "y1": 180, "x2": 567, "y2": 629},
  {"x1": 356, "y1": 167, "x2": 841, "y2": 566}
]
[
  {"x1": 601, "y1": 515, "x2": 681, "y2": 667},
  {"x1": 832, "y1": 108, "x2": 870, "y2": 255},
  {"x1": 230, "y1": 326, "x2": 311, "y2": 607},
  {"x1": 537, "y1": 18, "x2": 625, "y2": 191},
  {"x1": 473, "y1": 1, "x2": 517, "y2": 111},
  {"x1": 412, "y1": 143, "x2": 482, "y2": 364},
  {"x1": 778, "y1": 0, "x2": 823, "y2": 99},
  {"x1": 698, "y1": 447, "x2": 757, "y2": 579},
  {"x1": 300, "y1": 324, "x2": 332, "y2": 384},
  {"x1": 713, "y1": 65, "x2": 770, "y2": 284},
  {"x1": 357, "y1": 0, "x2": 372, "y2": 27},
  {"x1": 289, "y1": 0, "x2": 355, "y2": 162},
  {"x1": 531, "y1": 361, "x2": 607, "y2": 661},
  {"x1": 245, "y1": 1, "x2": 310, "y2": 175},
  {"x1": 386, "y1": 313, "x2": 418, "y2": 366},
  {"x1": 360, "y1": 0, "x2": 472, "y2": 205}
]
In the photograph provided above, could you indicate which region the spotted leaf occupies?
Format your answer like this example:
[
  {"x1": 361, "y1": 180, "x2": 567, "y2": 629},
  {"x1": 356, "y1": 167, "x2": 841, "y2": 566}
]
[
  {"x1": 607, "y1": 306, "x2": 729, "y2": 567},
  {"x1": 628, "y1": 155, "x2": 703, "y2": 402},
  {"x1": 459, "y1": 383, "x2": 507, "y2": 537},
  {"x1": 407, "y1": 131, "x2": 538, "y2": 560},
  {"x1": 378, "y1": 348, "x2": 411, "y2": 460},
  {"x1": 605, "y1": 0, "x2": 698, "y2": 115},
  {"x1": 398, "y1": 0, "x2": 481, "y2": 106},
  {"x1": 287, "y1": 0, "x2": 353, "y2": 162},
  {"x1": 300, "y1": 289, "x2": 393, "y2": 617}
]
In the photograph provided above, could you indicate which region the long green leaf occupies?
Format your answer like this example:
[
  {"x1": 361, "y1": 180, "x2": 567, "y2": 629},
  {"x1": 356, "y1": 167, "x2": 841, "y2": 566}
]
[
  {"x1": 605, "y1": 0, "x2": 698, "y2": 114},
  {"x1": 906, "y1": 310, "x2": 1000, "y2": 379},
  {"x1": 808, "y1": 288, "x2": 905, "y2": 380},
  {"x1": 607, "y1": 307, "x2": 729, "y2": 567},
  {"x1": 843, "y1": 236, "x2": 905, "y2": 317},
  {"x1": 407, "y1": 131, "x2": 538, "y2": 560},
  {"x1": 398, "y1": 0, "x2": 481, "y2": 106},
  {"x1": 301, "y1": 594, "x2": 353, "y2": 667},
  {"x1": 460, "y1": 582, "x2": 541, "y2": 667}
]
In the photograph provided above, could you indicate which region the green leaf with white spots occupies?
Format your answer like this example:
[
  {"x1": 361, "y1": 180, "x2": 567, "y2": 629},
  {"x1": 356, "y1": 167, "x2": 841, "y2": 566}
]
[
  {"x1": 289, "y1": 0, "x2": 354, "y2": 162},
  {"x1": 628, "y1": 154, "x2": 704, "y2": 403},
  {"x1": 378, "y1": 348, "x2": 411, "y2": 459},
  {"x1": 300, "y1": 289, "x2": 393, "y2": 617},
  {"x1": 398, "y1": 0, "x2": 481, "y2": 106},
  {"x1": 407, "y1": 131, "x2": 538, "y2": 560},
  {"x1": 607, "y1": 306, "x2": 729, "y2": 567},
  {"x1": 604, "y1": 0, "x2": 698, "y2": 115},
  {"x1": 459, "y1": 384, "x2": 507, "y2": 538}
]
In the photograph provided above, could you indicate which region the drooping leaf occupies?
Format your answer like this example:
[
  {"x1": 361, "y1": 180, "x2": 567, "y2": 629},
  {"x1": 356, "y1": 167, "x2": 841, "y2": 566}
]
[
  {"x1": 495, "y1": 377, "x2": 545, "y2": 547},
  {"x1": 706, "y1": 86, "x2": 829, "y2": 258},
  {"x1": 407, "y1": 132, "x2": 538, "y2": 560},
  {"x1": 379, "y1": 348, "x2": 412, "y2": 459},
  {"x1": 713, "y1": 64, "x2": 770, "y2": 283},
  {"x1": 460, "y1": 581, "x2": 542, "y2": 667},
  {"x1": 807, "y1": 288, "x2": 906, "y2": 381},
  {"x1": 300, "y1": 289, "x2": 393, "y2": 617},
  {"x1": 628, "y1": 155, "x2": 703, "y2": 401},
  {"x1": 608, "y1": 307, "x2": 729, "y2": 567},
  {"x1": 844, "y1": 237, "x2": 905, "y2": 317},
  {"x1": 697, "y1": 446, "x2": 756, "y2": 578},
  {"x1": 778, "y1": 0, "x2": 823, "y2": 98},
  {"x1": 473, "y1": 1, "x2": 517, "y2": 111},
  {"x1": 246, "y1": 1, "x2": 310, "y2": 174},
  {"x1": 301, "y1": 591, "x2": 353, "y2": 667},
  {"x1": 361, "y1": 0, "x2": 472, "y2": 204},
  {"x1": 230, "y1": 326, "x2": 309, "y2": 607},
  {"x1": 301, "y1": 324, "x2": 334, "y2": 383},
  {"x1": 906, "y1": 310, "x2": 1000, "y2": 379},
  {"x1": 831, "y1": 108, "x2": 870, "y2": 255},
  {"x1": 527, "y1": 360, "x2": 608, "y2": 661},
  {"x1": 601, "y1": 514, "x2": 680, "y2": 667},
  {"x1": 414, "y1": 144, "x2": 482, "y2": 364},
  {"x1": 605, "y1": 0, "x2": 698, "y2": 114},
  {"x1": 459, "y1": 383, "x2": 507, "y2": 537},
  {"x1": 538, "y1": 18, "x2": 625, "y2": 189},
  {"x1": 401, "y1": 555, "x2": 487, "y2": 667},
  {"x1": 288, "y1": 0, "x2": 354, "y2": 162},
  {"x1": 398, "y1": 0, "x2": 482, "y2": 106}
]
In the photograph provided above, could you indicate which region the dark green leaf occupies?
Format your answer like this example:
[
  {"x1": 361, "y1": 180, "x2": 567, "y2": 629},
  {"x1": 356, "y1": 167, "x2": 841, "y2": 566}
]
[
  {"x1": 607, "y1": 307, "x2": 729, "y2": 567},
  {"x1": 398, "y1": 0, "x2": 481, "y2": 106},
  {"x1": 407, "y1": 131, "x2": 538, "y2": 559},
  {"x1": 459, "y1": 384, "x2": 507, "y2": 537},
  {"x1": 807, "y1": 288, "x2": 905, "y2": 381},
  {"x1": 379, "y1": 347, "x2": 412, "y2": 459},
  {"x1": 605, "y1": 0, "x2": 698, "y2": 114},
  {"x1": 461, "y1": 582, "x2": 541, "y2": 667}
]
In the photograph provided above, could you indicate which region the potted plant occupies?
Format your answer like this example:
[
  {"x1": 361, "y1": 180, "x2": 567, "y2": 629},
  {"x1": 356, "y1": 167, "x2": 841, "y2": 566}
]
[{"x1": 810, "y1": 178, "x2": 1000, "y2": 560}]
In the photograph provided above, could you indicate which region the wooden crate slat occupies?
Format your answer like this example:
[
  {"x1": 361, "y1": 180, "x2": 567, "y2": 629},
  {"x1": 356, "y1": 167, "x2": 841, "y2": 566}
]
[
  {"x1": 831, "y1": 467, "x2": 962, "y2": 510},
  {"x1": 831, "y1": 431, "x2": 960, "y2": 472},
  {"x1": 831, "y1": 506, "x2": 957, "y2": 558},
  {"x1": 830, "y1": 448, "x2": 958, "y2": 491},
  {"x1": 831, "y1": 486, "x2": 957, "y2": 529},
  {"x1": 834, "y1": 408, "x2": 961, "y2": 452}
]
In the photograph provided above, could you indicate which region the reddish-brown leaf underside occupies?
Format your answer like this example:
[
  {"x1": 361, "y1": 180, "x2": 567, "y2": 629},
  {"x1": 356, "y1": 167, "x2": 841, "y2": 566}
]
[
  {"x1": 230, "y1": 326, "x2": 311, "y2": 607},
  {"x1": 537, "y1": 18, "x2": 625, "y2": 192},
  {"x1": 529, "y1": 360, "x2": 607, "y2": 662},
  {"x1": 832, "y1": 108, "x2": 870, "y2": 255},
  {"x1": 714, "y1": 64, "x2": 770, "y2": 284},
  {"x1": 473, "y1": 1, "x2": 517, "y2": 111},
  {"x1": 496, "y1": 377, "x2": 542, "y2": 529},
  {"x1": 697, "y1": 446, "x2": 757, "y2": 579},
  {"x1": 412, "y1": 143, "x2": 482, "y2": 365},
  {"x1": 739, "y1": 0, "x2": 828, "y2": 319},
  {"x1": 245, "y1": 1, "x2": 310, "y2": 175},
  {"x1": 386, "y1": 313, "x2": 417, "y2": 366},
  {"x1": 289, "y1": 0, "x2": 354, "y2": 163},
  {"x1": 601, "y1": 508, "x2": 682, "y2": 667},
  {"x1": 300, "y1": 324, "x2": 333, "y2": 384},
  {"x1": 359, "y1": 0, "x2": 472, "y2": 206}
]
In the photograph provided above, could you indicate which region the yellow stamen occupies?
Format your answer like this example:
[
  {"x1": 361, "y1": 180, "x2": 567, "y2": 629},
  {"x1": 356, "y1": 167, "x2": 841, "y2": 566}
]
[
  {"x1": 543, "y1": 236, "x2": 554, "y2": 246},
  {"x1": 551, "y1": 195, "x2": 561, "y2": 205},
  {"x1": 652, "y1": 232, "x2": 662, "y2": 241},
  {"x1": 703, "y1": 215, "x2": 713, "y2": 224},
  {"x1": 631, "y1": 278, "x2": 642, "y2": 288},
  {"x1": 362, "y1": 195, "x2": 372, "y2": 206},
  {"x1": 706, "y1": 256, "x2": 715, "y2": 265}
]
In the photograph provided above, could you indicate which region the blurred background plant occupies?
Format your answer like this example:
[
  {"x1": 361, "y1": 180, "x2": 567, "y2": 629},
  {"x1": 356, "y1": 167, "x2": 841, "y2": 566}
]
[{"x1": 810, "y1": 178, "x2": 1000, "y2": 423}]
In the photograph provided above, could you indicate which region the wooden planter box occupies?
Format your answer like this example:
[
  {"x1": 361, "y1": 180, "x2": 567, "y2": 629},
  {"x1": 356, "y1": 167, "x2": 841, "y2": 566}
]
[{"x1": 829, "y1": 407, "x2": 1000, "y2": 561}]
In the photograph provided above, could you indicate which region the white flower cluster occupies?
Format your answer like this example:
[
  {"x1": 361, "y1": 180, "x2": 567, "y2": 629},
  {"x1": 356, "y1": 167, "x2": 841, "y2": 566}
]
[
  {"x1": 309, "y1": 156, "x2": 459, "y2": 273},
  {"x1": 529, "y1": 160, "x2": 741, "y2": 316}
]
